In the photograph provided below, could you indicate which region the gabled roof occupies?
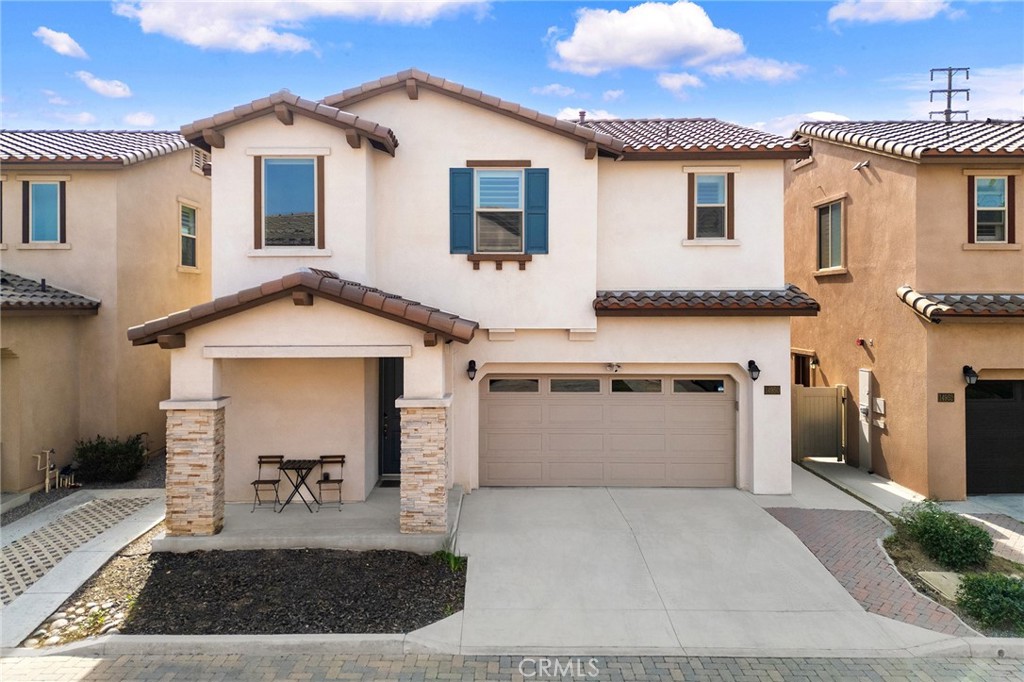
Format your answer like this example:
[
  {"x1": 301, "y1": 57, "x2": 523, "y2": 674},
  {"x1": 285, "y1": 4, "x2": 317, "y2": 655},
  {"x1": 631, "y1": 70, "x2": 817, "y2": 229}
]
[
  {"x1": 181, "y1": 90, "x2": 398, "y2": 155},
  {"x1": 594, "y1": 284, "x2": 819, "y2": 316},
  {"x1": 127, "y1": 268, "x2": 478, "y2": 346},
  {"x1": 1, "y1": 271, "x2": 100, "y2": 314},
  {"x1": 0, "y1": 130, "x2": 190, "y2": 166},
  {"x1": 796, "y1": 120, "x2": 1024, "y2": 160},
  {"x1": 897, "y1": 286, "x2": 1024, "y2": 322},
  {"x1": 582, "y1": 119, "x2": 809, "y2": 159},
  {"x1": 322, "y1": 68, "x2": 626, "y2": 157}
]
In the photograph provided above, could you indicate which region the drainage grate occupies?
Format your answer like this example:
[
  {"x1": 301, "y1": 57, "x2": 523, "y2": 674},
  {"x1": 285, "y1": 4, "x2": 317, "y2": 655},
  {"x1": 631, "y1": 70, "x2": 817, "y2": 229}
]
[{"x1": 0, "y1": 496, "x2": 156, "y2": 605}]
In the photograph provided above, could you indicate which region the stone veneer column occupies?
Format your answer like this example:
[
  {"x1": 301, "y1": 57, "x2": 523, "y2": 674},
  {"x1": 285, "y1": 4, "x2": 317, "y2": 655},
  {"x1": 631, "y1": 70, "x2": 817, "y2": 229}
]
[
  {"x1": 161, "y1": 398, "x2": 229, "y2": 536},
  {"x1": 398, "y1": 403, "x2": 449, "y2": 534}
]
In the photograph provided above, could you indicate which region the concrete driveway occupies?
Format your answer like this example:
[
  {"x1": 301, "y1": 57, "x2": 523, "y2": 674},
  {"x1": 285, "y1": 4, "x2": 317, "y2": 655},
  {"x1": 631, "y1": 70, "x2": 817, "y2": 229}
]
[{"x1": 453, "y1": 487, "x2": 955, "y2": 656}]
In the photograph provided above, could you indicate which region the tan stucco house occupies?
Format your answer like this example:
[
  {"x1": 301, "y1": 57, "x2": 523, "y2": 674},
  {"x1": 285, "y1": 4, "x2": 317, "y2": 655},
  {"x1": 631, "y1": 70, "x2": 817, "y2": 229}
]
[
  {"x1": 785, "y1": 120, "x2": 1024, "y2": 500},
  {"x1": 1, "y1": 131, "x2": 212, "y2": 493},
  {"x1": 128, "y1": 69, "x2": 818, "y2": 537}
]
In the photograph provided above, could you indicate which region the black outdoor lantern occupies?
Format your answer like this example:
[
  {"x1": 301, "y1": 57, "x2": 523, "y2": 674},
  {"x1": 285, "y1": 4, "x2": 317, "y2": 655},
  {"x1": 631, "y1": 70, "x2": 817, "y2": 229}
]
[
  {"x1": 747, "y1": 360, "x2": 761, "y2": 381},
  {"x1": 467, "y1": 360, "x2": 478, "y2": 381},
  {"x1": 962, "y1": 365, "x2": 978, "y2": 386}
]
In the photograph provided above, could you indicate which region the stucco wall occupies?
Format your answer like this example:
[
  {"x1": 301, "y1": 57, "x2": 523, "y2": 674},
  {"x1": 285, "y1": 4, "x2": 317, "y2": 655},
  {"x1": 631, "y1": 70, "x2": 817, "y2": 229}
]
[
  {"x1": 785, "y1": 141, "x2": 930, "y2": 491},
  {"x1": 1, "y1": 316, "x2": 83, "y2": 491},
  {"x1": 597, "y1": 159, "x2": 786, "y2": 289}
]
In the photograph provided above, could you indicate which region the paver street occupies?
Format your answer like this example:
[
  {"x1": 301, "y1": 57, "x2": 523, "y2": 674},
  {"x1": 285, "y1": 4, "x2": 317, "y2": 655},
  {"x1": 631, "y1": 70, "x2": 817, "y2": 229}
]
[{"x1": 2, "y1": 654, "x2": 1022, "y2": 681}]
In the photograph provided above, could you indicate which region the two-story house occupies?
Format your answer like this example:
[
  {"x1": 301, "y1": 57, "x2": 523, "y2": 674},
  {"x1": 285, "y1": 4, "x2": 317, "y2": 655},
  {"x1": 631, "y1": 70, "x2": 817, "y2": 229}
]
[
  {"x1": 128, "y1": 70, "x2": 816, "y2": 537},
  {"x1": 1, "y1": 131, "x2": 211, "y2": 493},
  {"x1": 785, "y1": 120, "x2": 1024, "y2": 500}
]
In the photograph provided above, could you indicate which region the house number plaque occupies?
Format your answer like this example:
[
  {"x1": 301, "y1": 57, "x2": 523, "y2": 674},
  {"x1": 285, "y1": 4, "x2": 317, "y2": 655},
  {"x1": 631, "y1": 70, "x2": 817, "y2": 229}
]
[
  {"x1": 764, "y1": 385, "x2": 781, "y2": 395},
  {"x1": 937, "y1": 393, "x2": 955, "y2": 403}
]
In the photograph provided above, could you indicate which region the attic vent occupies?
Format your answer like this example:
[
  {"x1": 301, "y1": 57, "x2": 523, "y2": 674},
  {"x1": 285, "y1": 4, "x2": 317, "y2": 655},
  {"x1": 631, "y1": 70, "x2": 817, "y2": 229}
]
[{"x1": 191, "y1": 147, "x2": 211, "y2": 175}]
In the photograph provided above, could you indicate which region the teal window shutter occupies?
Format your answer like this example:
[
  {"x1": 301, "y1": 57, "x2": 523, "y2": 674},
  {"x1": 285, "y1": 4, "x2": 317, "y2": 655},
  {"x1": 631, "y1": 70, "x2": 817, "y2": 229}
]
[
  {"x1": 524, "y1": 168, "x2": 549, "y2": 254},
  {"x1": 450, "y1": 168, "x2": 474, "y2": 254}
]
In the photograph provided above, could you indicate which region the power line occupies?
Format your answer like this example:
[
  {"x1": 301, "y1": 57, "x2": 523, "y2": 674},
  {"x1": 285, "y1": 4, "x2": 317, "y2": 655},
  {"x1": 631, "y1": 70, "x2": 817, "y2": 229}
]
[{"x1": 929, "y1": 67, "x2": 970, "y2": 123}]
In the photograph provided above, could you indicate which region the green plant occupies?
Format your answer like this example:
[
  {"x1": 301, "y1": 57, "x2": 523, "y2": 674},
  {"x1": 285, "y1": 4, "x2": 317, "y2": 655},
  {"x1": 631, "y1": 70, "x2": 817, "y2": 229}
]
[
  {"x1": 895, "y1": 501, "x2": 992, "y2": 570},
  {"x1": 74, "y1": 434, "x2": 146, "y2": 483},
  {"x1": 957, "y1": 573, "x2": 1024, "y2": 634},
  {"x1": 433, "y1": 549, "x2": 467, "y2": 573}
]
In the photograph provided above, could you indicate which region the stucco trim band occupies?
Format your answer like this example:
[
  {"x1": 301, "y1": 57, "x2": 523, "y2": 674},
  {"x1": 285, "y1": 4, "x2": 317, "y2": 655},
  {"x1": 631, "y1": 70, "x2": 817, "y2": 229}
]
[
  {"x1": 160, "y1": 397, "x2": 232, "y2": 410},
  {"x1": 202, "y1": 345, "x2": 413, "y2": 359}
]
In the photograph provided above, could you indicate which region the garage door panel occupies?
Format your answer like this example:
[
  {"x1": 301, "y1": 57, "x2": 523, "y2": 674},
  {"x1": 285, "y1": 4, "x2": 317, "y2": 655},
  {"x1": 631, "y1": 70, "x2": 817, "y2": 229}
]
[
  {"x1": 485, "y1": 461, "x2": 545, "y2": 484},
  {"x1": 484, "y1": 432, "x2": 544, "y2": 453},
  {"x1": 666, "y1": 433, "x2": 733, "y2": 452},
  {"x1": 609, "y1": 433, "x2": 667, "y2": 452},
  {"x1": 548, "y1": 432, "x2": 605, "y2": 451},
  {"x1": 548, "y1": 403, "x2": 605, "y2": 424},
  {"x1": 666, "y1": 404, "x2": 734, "y2": 426},
  {"x1": 608, "y1": 404, "x2": 667, "y2": 424},
  {"x1": 483, "y1": 403, "x2": 544, "y2": 426},
  {"x1": 549, "y1": 462, "x2": 606, "y2": 483}
]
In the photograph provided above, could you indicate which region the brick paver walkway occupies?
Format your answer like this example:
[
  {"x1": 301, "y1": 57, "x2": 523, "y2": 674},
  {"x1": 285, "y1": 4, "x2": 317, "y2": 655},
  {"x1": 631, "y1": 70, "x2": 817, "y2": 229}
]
[
  {"x1": 2, "y1": 654, "x2": 1022, "y2": 681},
  {"x1": 964, "y1": 514, "x2": 1024, "y2": 565},
  {"x1": 766, "y1": 508, "x2": 975, "y2": 637}
]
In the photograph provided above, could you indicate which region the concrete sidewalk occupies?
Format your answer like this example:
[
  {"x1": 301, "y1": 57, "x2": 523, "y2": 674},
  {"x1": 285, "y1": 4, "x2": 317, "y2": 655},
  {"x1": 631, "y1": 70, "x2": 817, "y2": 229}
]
[{"x1": 1, "y1": 489, "x2": 164, "y2": 649}]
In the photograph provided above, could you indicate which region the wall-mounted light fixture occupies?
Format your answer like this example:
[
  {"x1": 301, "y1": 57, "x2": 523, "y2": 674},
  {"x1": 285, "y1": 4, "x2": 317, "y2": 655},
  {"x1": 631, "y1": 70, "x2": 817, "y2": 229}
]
[
  {"x1": 747, "y1": 360, "x2": 761, "y2": 381},
  {"x1": 467, "y1": 360, "x2": 477, "y2": 381},
  {"x1": 809, "y1": 356, "x2": 819, "y2": 370},
  {"x1": 962, "y1": 365, "x2": 978, "y2": 386},
  {"x1": 606, "y1": 363, "x2": 621, "y2": 373},
  {"x1": 852, "y1": 160, "x2": 871, "y2": 171}
]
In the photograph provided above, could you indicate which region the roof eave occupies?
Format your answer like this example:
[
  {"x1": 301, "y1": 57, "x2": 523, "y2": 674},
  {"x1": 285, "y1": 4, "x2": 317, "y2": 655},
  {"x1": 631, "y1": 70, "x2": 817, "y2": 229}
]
[
  {"x1": 618, "y1": 148, "x2": 810, "y2": 161},
  {"x1": 594, "y1": 307, "x2": 819, "y2": 317}
]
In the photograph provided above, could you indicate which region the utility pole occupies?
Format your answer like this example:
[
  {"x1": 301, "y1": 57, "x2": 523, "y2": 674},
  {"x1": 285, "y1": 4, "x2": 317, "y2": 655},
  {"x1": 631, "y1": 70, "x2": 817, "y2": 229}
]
[{"x1": 929, "y1": 67, "x2": 970, "y2": 122}]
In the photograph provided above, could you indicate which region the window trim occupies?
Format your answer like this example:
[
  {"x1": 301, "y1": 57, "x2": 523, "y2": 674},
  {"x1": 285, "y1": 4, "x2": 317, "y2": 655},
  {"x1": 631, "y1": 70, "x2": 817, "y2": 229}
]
[
  {"x1": 474, "y1": 168, "x2": 525, "y2": 255},
  {"x1": 687, "y1": 172, "x2": 735, "y2": 241},
  {"x1": 814, "y1": 198, "x2": 845, "y2": 272},
  {"x1": 253, "y1": 155, "x2": 325, "y2": 250},
  {"x1": 22, "y1": 180, "x2": 65, "y2": 244},
  {"x1": 178, "y1": 200, "x2": 199, "y2": 270},
  {"x1": 969, "y1": 175, "x2": 1014, "y2": 245}
]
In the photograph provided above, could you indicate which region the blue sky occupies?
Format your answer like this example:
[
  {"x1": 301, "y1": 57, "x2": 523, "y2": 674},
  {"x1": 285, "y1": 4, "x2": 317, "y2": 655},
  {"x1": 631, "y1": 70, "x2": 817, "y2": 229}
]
[{"x1": 2, "y1": 1, "x2": 1021, "y2": 136}]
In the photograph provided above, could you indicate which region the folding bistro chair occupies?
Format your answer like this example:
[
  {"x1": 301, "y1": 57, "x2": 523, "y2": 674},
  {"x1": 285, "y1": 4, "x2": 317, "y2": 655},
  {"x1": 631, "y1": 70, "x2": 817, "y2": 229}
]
[
  {"x1": 316, "y1": 455, "x2": 346, "y2": 511},
  {"x1": 251, "y1": 455, "x2": 284, "y2": 512}
]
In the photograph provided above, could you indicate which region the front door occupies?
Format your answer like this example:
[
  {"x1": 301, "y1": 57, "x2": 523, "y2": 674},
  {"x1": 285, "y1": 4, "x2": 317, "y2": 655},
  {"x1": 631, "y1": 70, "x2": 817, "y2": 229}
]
[{"x1": 379, "y1": 358, "x2": 404, "y2": 478}]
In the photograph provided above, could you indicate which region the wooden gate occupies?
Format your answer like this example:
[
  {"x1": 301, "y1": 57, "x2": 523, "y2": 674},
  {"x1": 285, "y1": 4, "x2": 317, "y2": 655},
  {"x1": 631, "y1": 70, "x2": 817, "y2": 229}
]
[{"x1": 792, "y1": 385, "x2": 846, "y2": 461}]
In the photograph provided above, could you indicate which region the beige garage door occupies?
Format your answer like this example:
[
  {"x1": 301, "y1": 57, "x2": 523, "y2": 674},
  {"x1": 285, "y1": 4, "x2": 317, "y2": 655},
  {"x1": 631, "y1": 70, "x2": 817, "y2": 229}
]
[{"x1": 480, "y1": 375, "x2": 736, "y2": 487}]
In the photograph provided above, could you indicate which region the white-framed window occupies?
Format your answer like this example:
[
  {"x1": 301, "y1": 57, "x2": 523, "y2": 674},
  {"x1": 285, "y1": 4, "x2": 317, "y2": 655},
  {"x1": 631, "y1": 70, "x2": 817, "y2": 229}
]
[
  {"x1": 29, "y1": 181, "x2": 61, "y2": 242},
  {"x1": 974, "y1": 176, "x2": 1007, "y2": 243},
  {"x1": 475, "y1": 169, "x2": 524, "y2": 253},
  {"x1": 817, "y1": 201, "x2": 843, "y2": 270},
  {"x1": 263, "y1": 157, "x2": 317, "y2": 247},
  {"x1": 693, "y1": 174, "x2": 727, "y2": 239},
  {"x1": 179, "y1": 203, "x2": 198, "y2": 268}
]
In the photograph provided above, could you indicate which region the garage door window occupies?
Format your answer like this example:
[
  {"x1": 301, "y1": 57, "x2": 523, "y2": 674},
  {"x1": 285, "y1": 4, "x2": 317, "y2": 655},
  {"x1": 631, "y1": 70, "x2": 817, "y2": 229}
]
[
  {"x1": 488, "y1": 378, "x2": 539, "y2": 393},
  {"x1": 550, "y1": 378, "x2": 600, "y2": 393},
  {"x1": 612, "y1": 379, "x2": 662, "y2": 393},
  {"x1": 674, "y1": 379, "x2": 726, "y2": 393},
  {"x1": 966, "y1": 381, "x2": 1015, "y2": 400}
]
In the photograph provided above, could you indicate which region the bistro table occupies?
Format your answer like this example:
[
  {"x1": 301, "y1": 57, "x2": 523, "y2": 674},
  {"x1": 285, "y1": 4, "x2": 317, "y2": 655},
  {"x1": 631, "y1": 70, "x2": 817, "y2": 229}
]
[{"x1": 277, "y1": 459, "x2": 321, "y2": 512}]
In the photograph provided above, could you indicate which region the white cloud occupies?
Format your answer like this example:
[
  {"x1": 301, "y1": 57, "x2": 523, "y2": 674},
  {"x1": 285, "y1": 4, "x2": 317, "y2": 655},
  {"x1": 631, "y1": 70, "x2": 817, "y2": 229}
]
[
  {"x1": 890, "y1": 64, "x2": 1024, "y2": 121},
  {"x1": 556, "y1": 106, "x2": 617, "y2": 121},
  {"x1": 751, "y1": 111, "x2": 850, "y2": 137},
  {"x1": 56, "y1": 111, "x2": 98, "y2": 125},
  {"x1": 603, "y1": 89, "x2": 624, "y2": 102},
  {"x1": 114, "y1": 1, "x2": 487, "y2": 53},
  {"x1": 33, "y1": 26, "x2": 89, "y2": 59},
  {"x1": 656, "y1": 71, "x2": 704, "y2": 96},
  {"x1": 551, "y1": 1, "x2": 744, "y2": 75},
  {"x1": 703, "y1": 57, "x2": 806, "y2": 82},
  {"x1": 828, "y1": 1, "x2": 952, "y2": 25},
  {"x1": 531, "y1": 83, "x2": 576, "y2": 97},
  {"x1": 42, "y1": 89, "x2": 70, "y2": 106},
  {"x1": 75, "y1": 71, "x2": 132, "y2": 98},
  {"x1": 124, "y1": 111, "x2": 156, "y2": 127}
]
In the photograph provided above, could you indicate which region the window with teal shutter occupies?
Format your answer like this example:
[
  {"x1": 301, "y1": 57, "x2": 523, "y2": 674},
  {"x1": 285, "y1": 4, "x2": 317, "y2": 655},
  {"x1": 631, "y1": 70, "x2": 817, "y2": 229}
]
[
  {"x1": 449, "y1": 168, "x2": 474, "y2": 253},
  {"x1": 450, "y1": 167, "x2": 548, "y2": 255},
  {"x1": 524, "y1": 168, "x2": 549, "y2": 254}
]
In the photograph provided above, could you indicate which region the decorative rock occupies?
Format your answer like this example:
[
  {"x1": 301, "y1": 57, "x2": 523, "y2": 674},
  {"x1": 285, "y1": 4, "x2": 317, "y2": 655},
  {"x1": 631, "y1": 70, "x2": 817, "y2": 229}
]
[
  {"x1": 46, "y1": 612, "x2": 66, "y2": 622},
  {"x1": 44, "y1": 636, "x2": 61, "y2": 646},
  {"x1": 919, "y1": 571, "x2": 962, "y2": 601},
  {"x1": 49, "y1": 618, "x2": 69, "y2": 629},
  {"x1": 86, "y1": 602, "x2": 97, "y2": 609},
  {"x1": 99, "y1": 623, "x2": 119, "y2": 635},
  {"x1": 31, "y1": 629, "x2": 47, "y2": 638},
  {"x1": 24, "y1": 639, "x2": 40, "y2": 647},
  {"x1": 102, "y1": 601, "x2": 115, "y2": 609},
  {"x1": 105, "y1": 628, "x2": 120, "y2": 636},
  {"x1": 88, "y1": 605, "x2": 100, "y2": 614},
  {"x1": 74, "y1": 607, "x2": 85, "y2": 615}
]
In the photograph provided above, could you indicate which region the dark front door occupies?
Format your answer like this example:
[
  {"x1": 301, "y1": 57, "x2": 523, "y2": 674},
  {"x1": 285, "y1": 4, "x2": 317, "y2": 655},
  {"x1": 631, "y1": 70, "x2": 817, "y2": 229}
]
[
  {"x1": 379, "y1": 358, "x2": 404, "y2": 477},
  {"x1": 966, "y1": 380, "x2": 1024, "y2": 494}
]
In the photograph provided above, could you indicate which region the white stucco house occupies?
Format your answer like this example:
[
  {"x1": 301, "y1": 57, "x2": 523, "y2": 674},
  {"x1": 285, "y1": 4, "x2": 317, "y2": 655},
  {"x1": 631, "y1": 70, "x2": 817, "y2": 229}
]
[{"x1": 127, "y1": 70, "x2": 816, "y2": 537}]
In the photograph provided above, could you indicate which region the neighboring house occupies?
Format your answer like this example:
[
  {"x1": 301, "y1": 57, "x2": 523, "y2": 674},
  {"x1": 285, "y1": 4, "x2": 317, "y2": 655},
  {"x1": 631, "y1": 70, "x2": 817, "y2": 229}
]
[
  {"x1": 785, "y1": 120, "x2": 1024, "y2": 500},
  {"x1": 127, "y1": 69, "x2": 816, "y2": 537},
  {"x1": 0, "y1": 131, "x2": 212, "y2": 493}
]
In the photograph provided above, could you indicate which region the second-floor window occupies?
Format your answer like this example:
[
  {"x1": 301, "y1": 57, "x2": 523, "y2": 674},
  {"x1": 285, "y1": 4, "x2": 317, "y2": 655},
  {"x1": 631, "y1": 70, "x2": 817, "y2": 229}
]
[
  {"x1": 817, "y1": 201, "x2": 843, "y2": 270},
  {"x1": 686, "y1": 171, "x2": 735, "y2": 241},
  {"x1": 28, "y1": 181, "x2": 63, "y2": 242},
  {"x1": 476, "y1": 170, "x2": 523, "y2": 253},
  {"x1": 974, "y1": 177, "x2": 1008, "y2": 243},
  {"x1": 180, "y1": 203, "x2": 197, "y2": 268},
  {"x1": 449, "y1": 166, "x2": 548, "y2": 256},
  {"x1": 264, "y1": 158, "x2": 315, "y2": 247}
]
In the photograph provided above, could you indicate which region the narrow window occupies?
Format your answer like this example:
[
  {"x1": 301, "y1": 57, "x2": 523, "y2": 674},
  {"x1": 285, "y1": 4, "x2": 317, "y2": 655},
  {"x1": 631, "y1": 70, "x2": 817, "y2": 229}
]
[
  {"x1": 694, "y1": 174, "x2": 727, "y2": 238},
  {"x1": 475, "y1": 170, "x2": 523, "y2": 253},
  {"x1": 30, "y1": 182, "x2": 60, "y2": 242},
  {"x1": 673, "y1": 379, "x2": 725, "y2": 393},
  {"x1": 551, "y1": 378, "x2": 601, "y2": 393},
  {"x1": 180, "y1": 204, "x2": 197, "y2": 268},
  {"x1": 488, "y1": 378, "x2": 539, "y2": 393},
  {"x1": 817, "y1": 201, "x2": 842, "y2": 269},
  {"x1": 612, "y1": 379, "x2": 662, "y2": 393},
  {"x1": 263, "y1": 158, "x2": 316, "y2": 247},
  {"x1": 974, "y1": 177, "x2": 1007, "y2": 243}
]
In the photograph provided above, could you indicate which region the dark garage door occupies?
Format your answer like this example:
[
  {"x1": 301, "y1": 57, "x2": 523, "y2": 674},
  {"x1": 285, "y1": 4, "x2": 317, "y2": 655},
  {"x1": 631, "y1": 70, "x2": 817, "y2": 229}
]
[{"x1": 966, "y1": 380, "x2": 1024, "y2": 494}]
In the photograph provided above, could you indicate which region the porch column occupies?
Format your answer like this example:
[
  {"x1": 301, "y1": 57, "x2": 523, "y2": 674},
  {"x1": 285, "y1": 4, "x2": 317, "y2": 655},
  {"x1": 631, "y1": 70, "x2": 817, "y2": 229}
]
[
  {"x1": 160, "y1": 398, "x2": 230, "y2": 536},
  {"x1": 396, "y1": 396, "x2": 451, "y2": 534}
]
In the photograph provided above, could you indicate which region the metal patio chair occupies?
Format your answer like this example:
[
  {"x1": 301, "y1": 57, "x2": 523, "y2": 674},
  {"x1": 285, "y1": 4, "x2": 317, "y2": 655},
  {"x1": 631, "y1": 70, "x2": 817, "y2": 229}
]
[
  {"x1": 251, "y1": 455, "x2": 284, "y2": 512},
  {"x1": 316, "y1": 455, "x2": 346, "y2": 511}
]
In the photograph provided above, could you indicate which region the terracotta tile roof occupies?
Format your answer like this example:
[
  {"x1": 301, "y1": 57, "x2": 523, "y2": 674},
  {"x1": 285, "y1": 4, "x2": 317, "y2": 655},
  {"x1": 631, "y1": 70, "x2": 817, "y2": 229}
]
[
  {"x1": 0, "y1": 130, "x2": 190, "y2": 166},
  {"x1": 796, "y1": 120, "x2": 1024, "y2": 160},
  {"x1": 1, "y1": 271, "x2": 100, "y2": 314},
  {"x1": 897, "y1": 286, "x2": 1024, "y2": 321},
  {"x1": 594, "y1": 284, "x2": 818, "y2": 316},
  {"x1": 581, "y1": 119, "x2": 809, "y2": 159},
  {"x1": 127, "y1": 268, "x2": 478, "y2": 345},
  {"x1": 181, "y1": 90, "x2": 398, "y2": 156},
  {"x1": 322, "y1": 68, "x2": 626, "y2": 156}
]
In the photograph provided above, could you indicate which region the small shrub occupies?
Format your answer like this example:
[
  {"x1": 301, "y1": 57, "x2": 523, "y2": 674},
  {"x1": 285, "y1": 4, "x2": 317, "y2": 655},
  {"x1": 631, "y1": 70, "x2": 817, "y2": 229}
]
[
  {"x1": 957, "y1": 573, "x2": 1024, "y2": 634},
  {"x1": 896, "y1": 501, "x2": 992, "y2": 570},
  {"x1": 74, "y1": 434, "x2": 146, "y2": 483},
  {"x1": 433, "y1": 549, "x2": 467, "y2": 573}
]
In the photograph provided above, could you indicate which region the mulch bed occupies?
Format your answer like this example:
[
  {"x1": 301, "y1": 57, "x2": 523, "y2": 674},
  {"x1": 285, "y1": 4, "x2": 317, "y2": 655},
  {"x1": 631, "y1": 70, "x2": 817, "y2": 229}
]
[{"x1": 121, "y1": 548, "x2": 466, "y2": 635}]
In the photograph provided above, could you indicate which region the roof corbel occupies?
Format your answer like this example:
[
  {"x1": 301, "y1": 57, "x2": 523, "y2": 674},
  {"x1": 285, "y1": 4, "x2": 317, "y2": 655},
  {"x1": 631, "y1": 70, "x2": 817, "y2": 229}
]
[
  {"x1": 201, "y1": 129, "x2": 225, "y2": 149},
  {"x1": 274, "y1": 104, "x2": 294, "y2": 126}
]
